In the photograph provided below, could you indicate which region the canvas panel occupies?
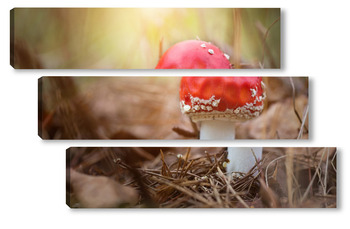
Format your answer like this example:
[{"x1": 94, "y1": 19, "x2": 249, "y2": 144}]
[
  {"x1": 39, "y1": 76, "x2": 308, "y2": 140},
  {"x1": 11, "y1": 8, "x2": 281, "y2": 69},
  {"x1": 66, "y1": 147, "x2": 336, "y2": 208}
]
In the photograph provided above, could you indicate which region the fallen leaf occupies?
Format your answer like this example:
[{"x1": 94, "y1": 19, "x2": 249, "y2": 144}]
[{"x1": 68, "y1": 169, "x2": 138, "y2": 208}]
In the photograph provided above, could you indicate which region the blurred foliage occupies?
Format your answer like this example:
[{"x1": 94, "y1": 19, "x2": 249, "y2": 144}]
[{"x1": 13, "y1": 8, "x2": 280, "y2": 69}]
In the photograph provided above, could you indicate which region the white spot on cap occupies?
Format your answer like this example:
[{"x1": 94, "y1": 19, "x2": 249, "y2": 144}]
[
  {"x1": 200, "y1": 43, "x2": 206, "y2": 48},
  {"x1": 250, "y1": 88, "x2": 257, "y2": 97},
  {"x1": 208, "y1": 49, "x2": 214, "y2": 55},
  {"x1": 183, "y1": 105, "x2": 191, "y2": 112},
  {"x1": 212, "y1": 100, "x2": 219, "y2": 107},
  {"x1": 224, "y1": 53, "x2": 230, "y2": 60}
]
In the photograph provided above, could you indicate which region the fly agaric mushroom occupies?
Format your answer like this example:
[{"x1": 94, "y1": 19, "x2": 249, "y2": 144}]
[
  {"x1": 179, "y1": 77, "x2": 266, "y2": 175},
  {"x1": 156, "y1": 40, "x2": 232, "y2": 69}
]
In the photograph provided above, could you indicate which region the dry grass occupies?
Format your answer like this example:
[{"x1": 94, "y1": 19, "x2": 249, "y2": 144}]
[{"x1": 137, "y1": 149, "x2": 260, "y2": 208}]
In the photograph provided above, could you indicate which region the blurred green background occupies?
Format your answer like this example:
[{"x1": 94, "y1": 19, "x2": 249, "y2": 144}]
[{"x1": 12, "y1": 8, "x2": 280, "y2": 69}]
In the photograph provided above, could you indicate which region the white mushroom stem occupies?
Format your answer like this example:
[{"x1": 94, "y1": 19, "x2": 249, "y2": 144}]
[
  {"x1": 227, "y1": 147, "x2": 262, "y2": 175},
  {"x1": 200, "y1": 120, "x2": 262, "y2": 175},
  {"x1": 200, "y1": 120, "x2": 236, "y2": 140}
]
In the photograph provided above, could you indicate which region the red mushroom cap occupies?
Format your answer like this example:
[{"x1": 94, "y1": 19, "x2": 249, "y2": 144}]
[
  {"x1": 179, "y1": 77, "x2": 266, "y2": 122},
  {"x1": 156, "y1": 40, "x2": 232, "y2": 69}
]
